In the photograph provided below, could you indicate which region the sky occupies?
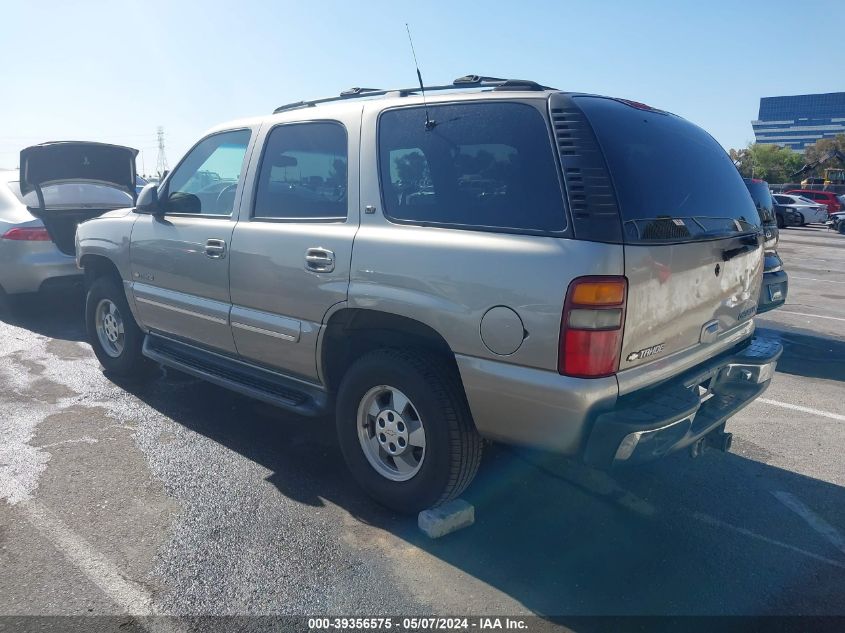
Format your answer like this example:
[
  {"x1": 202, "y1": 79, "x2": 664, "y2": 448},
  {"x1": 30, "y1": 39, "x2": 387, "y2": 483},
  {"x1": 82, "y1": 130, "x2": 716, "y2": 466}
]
[{"x1": 1, "y1": 0, "x2": 841, "y2": 172}]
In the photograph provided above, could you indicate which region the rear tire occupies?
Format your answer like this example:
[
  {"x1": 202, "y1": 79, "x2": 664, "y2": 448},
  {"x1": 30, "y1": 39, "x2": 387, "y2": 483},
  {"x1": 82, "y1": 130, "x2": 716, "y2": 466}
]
[
  {"x1": 85, "y1": 276, "x2": 151, "y2": 378},
  {"x1": 335, "y1": 348, "x2": 482, "y2": 514},
  {"x1": 776, "y1": 214, "x2": 784, "y2": 229}
]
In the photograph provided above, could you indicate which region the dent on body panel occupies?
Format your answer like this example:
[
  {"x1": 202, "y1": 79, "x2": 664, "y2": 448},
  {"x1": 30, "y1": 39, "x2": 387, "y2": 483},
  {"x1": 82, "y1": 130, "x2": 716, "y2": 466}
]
[{"x1": 622, "y1": 243, "x2": 762, "y2": 361}]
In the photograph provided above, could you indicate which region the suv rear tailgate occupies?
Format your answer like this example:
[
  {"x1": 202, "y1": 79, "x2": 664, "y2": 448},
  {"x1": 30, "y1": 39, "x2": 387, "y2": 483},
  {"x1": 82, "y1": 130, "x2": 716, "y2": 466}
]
[
  {"x1": 620, "y1": 238, "x2": 761, "y2": 392},
  {"x1": 574, "y1": 96, "x2": 763, "y2": 390}
]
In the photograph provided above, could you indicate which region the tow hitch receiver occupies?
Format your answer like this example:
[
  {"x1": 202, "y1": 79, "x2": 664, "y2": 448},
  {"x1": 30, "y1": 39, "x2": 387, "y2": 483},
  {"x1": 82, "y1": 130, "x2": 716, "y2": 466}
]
[
  {"x1": 706, "y1": 427, "x2": 733, "y2": 453},
  {"x1": 690, "y1": 427, "x2": 733, "y2": 459}
]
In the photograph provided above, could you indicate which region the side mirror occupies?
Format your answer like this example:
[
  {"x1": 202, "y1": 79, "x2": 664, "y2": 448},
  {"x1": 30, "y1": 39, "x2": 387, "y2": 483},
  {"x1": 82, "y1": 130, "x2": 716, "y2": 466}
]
[{"x1": 135, "y1": 182, "x2": 162, "y2": 215}]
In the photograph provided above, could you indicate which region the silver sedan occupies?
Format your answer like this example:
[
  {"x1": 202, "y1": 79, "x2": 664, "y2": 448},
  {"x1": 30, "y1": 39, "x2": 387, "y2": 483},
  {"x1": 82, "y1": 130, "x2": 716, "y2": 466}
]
[{"x1": 0, "y1": 169, "x2": 132, "y2": 301}]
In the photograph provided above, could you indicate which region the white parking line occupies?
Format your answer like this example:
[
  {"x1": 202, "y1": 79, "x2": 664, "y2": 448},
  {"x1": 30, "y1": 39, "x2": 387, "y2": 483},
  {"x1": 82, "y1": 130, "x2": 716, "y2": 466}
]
[
  {"x1": 757, "y1": 398, "x2": 845, "y2": 422},
  {"x1": 777, "y1": 310, "x2": 845, "y2": 323},
  {"x1": 692, "y1": 512, "x2": 845, "y2": 570},
  {"x1": 791, "y1": 276, "x2": 845, "y2": 285},
  {"x1": 21, "y1": 498, "x2": 155, "y2": 615},
  {"x1": 772, "y1": 491, "x2": 845, "y2": 556},
  {"x1": 4, "y1": 477, "x2": 185, "y2": 631}
]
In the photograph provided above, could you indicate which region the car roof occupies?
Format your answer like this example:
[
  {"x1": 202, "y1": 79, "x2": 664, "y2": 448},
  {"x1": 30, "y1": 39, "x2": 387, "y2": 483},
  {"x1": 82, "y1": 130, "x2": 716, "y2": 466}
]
[{"x1": 204, "y1": 87, "x2": 559, "y2": 137}]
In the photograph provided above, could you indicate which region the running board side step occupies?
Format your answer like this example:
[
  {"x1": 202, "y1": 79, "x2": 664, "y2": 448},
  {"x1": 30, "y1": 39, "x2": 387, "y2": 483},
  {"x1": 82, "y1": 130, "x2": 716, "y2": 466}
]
[{"x1": 142, "y1": 333, "x2": 329, "y2": 417}]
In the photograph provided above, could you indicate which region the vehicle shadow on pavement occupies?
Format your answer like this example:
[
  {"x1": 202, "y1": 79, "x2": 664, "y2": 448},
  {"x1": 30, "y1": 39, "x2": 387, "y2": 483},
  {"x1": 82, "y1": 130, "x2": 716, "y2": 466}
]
[
  {"x1": 0, "y1": 289, "x2": 86, "y2": 343},
  {"x1": 116, "y1": 370, "x2": 845, "y2": 618},
  {"x1": 757, "y1": 326, "x2": 845, "y2": 383},
  {"x1": 8, "y1": 295, "x2": 843, "y2": 617}
]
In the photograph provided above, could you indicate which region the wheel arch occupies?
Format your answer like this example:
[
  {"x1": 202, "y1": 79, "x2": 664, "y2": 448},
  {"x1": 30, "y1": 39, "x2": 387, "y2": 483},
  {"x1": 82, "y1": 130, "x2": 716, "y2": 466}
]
[
  {"x1": 320, "y1": 308, "x2": 462, "y2": 394},
  {"x1": 79, "y1": 253, "x2": 144, "y2": 327},
  {"x1": 80, "y1": 253, "x2": 123, "y2": 288}
]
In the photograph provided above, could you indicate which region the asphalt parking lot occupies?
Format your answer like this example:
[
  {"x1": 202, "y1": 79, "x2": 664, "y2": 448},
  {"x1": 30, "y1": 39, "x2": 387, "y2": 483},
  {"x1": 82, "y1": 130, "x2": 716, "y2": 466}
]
[{"x1": 1, "y1": 227, "x2": 844, "y2": 627}]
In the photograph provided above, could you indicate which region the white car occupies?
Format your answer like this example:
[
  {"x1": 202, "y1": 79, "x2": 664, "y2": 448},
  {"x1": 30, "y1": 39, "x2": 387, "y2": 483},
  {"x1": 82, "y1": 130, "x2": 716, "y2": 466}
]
[{"x1": 772, "y1": 194, "x2": 829, "y2": 225}]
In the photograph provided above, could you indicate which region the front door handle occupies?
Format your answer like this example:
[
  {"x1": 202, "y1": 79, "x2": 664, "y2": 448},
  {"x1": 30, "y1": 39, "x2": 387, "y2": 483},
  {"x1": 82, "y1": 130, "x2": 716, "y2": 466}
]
[
  {"x1": 305, "y1": 247, "x2": 335, "y2": 273},
  {"x1": 205, "y1": 238, "x2": 226, "y2": 259}
]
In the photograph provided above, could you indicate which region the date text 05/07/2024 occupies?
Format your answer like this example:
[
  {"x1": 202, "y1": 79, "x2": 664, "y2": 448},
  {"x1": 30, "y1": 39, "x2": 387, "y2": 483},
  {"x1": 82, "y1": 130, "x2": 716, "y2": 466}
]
[{"x1": 307, "y1": 617, "x2": 529, "y2": 630}]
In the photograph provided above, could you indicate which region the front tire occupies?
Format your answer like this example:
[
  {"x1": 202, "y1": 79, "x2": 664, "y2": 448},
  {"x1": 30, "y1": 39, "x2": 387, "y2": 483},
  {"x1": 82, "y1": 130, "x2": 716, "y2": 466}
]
[
  {"x1": 336, "y1": 348, "x2": 482, "y2": 514},
  {"x1": 85, "y1": 276, "x2": 150, "y2": 378}
]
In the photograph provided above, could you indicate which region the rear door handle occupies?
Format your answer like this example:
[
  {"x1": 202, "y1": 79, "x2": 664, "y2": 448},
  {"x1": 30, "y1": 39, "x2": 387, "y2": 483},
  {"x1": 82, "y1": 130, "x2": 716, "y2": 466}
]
[
  {"x1": 305, "y1": 247, "x2": 335, "y2": 273},
  {"x1": 205, "y1": 238, "x2": 226, "y2": 259}
]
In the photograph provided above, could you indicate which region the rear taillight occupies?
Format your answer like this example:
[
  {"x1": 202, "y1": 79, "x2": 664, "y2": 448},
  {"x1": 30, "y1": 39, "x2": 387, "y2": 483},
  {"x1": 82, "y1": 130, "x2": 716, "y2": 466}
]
[
  {"x1": 559, "y1": 276, "x2": 627, "y2": 378},
  {"x1": 2, "y1": 227, "x2": 50, "y2": 241}
]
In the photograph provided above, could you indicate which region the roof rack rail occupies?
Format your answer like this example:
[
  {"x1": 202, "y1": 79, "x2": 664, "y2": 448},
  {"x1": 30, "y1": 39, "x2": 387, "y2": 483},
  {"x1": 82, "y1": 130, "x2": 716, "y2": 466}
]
[{"x1": 272, "y1": 75, "x2": 556, "y2": 114}]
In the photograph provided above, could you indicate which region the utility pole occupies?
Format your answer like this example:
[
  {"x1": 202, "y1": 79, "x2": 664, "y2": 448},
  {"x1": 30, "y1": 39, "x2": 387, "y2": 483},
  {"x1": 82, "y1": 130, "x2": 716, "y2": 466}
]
[{"x1": 155, "y1": 126, "x2": 169, "y2": 177}]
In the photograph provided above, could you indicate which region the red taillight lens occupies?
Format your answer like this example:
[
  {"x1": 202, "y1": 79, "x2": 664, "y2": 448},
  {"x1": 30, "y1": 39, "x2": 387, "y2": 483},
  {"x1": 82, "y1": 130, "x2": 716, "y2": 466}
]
[
  {"x1": 2, "y1": 227, "x2": 51, "y2": 241},
  {"x1": 559, "y1": 276, "x2": 627, "y2": 378}
]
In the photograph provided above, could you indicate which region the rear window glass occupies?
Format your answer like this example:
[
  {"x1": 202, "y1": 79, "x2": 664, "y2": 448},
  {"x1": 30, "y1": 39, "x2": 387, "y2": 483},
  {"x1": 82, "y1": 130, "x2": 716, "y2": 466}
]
[
  {"x1": 743, "y1": 179, "x2": 775, "y2": 224},
  {"x1": 8, "y1": 180, "x2": 132, "y2": 207},
  {"x1": 378, "y1": 102, "x2": 566, "y2": 233},
  {"x1": 577, "y1": 96, "x2": 760, "y2": 242}
]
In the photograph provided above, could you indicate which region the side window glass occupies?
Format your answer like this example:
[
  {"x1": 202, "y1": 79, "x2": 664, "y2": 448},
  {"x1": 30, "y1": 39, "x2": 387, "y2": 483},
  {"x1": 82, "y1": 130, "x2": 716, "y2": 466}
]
[
  {"x1": 253, "y1": 122, "x2": 348, "y2": 220},
  {"x1": 165, "y1": 129, "x2": 251, "y2": 215},
  {"x1": 378, "y1": 102, "x2": 566, "y2": 232},
  {"x1": 388, "y1": 148, "x2": 433, "y2": 207}
]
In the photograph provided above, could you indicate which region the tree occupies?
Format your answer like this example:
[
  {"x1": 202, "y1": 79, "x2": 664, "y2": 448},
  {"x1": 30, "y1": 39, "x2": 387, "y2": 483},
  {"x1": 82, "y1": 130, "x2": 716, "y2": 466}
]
[
  {"x1": 393, "y1": 150, "x2": 430, "y2": 187},
  {"x1": 728, "y1": 143, "x2": 803, "y2": 183}
]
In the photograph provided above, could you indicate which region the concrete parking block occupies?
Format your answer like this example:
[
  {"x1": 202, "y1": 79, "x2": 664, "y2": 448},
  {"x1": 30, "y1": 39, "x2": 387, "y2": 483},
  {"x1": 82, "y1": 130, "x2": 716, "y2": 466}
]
[{"x1": 418, "y1": 499, "x2": 475, "y2": 538}]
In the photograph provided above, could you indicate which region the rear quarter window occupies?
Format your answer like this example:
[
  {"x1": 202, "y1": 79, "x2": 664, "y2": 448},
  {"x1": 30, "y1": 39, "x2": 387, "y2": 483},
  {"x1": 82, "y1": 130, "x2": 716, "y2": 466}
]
[
  {"x1": 576, "y1": 96, "x2": 760, "y2": 242},
  {"x1": 378, "y1": 102, "x2": 566, "y2": 233}
]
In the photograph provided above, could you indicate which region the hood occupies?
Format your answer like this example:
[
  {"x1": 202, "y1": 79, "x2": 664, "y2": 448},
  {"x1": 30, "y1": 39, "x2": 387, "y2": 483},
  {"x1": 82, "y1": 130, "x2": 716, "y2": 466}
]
[{"x1": 19, "y1": 142, "x2": 138, "y2": 197}]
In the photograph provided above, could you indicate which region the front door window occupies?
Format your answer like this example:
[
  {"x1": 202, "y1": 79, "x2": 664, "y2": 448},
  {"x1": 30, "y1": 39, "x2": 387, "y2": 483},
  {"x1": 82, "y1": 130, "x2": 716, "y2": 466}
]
[{"x1": 164, "y1": 130, "x2": 251, "y2": 215}]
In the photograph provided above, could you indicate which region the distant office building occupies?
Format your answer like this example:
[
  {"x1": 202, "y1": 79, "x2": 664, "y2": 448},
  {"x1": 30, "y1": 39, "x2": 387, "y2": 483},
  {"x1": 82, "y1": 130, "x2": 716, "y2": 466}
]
[{"x1": 752, "y1": 92, "x2": 845, "y2": 153}]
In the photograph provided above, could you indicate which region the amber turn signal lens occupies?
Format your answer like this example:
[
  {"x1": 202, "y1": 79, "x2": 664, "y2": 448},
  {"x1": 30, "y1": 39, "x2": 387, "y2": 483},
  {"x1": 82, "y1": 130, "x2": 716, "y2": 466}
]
[{"x1": 571, "y1": 281, "x2": 626, "y2": 306}]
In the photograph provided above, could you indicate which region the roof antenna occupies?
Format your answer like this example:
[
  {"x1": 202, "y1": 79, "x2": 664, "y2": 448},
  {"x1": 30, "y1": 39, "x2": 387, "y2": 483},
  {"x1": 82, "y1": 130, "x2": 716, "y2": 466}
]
[{"x1": 405, "y1": 23, "x2": 436, "y2": 130}]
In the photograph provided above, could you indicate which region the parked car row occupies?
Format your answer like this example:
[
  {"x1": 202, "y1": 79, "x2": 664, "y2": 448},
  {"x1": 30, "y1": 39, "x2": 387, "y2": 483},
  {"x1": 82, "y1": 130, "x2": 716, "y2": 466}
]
[
  {"x1": 3, "y1": 80, "x2": 784, "y2": 512},
  {"x1": 783, "y1": 189, "x2": 844, "y2": 216},
  {"x1": 743, "y1": 178, "x2": 787, "y2": 313},
  {"x1": 772, "y1": 193, "x2": 829, "y2": 227}
]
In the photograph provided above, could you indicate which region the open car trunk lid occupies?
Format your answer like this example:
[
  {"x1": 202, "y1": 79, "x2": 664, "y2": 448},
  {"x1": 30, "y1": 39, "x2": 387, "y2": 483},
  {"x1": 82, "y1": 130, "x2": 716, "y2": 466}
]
[
  {"x1": 574, "y1": 96, "x2": 763, "y2": 381},
  {"x1": 18, "y1": 142, "x2": 138, "y2": 255}
]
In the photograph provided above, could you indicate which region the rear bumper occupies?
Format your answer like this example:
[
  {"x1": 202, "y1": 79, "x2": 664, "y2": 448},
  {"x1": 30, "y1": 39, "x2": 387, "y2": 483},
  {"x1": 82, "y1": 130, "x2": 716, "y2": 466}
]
[
  {"x1": 0, "y1": 241, "x2": 80, "y2": 294},
  {"x1": 583, "y1": 337, "x2": 782, "y2": 468},
  {"x1": 758, "y1": 267, "x2": 788, "y2": 314}
]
